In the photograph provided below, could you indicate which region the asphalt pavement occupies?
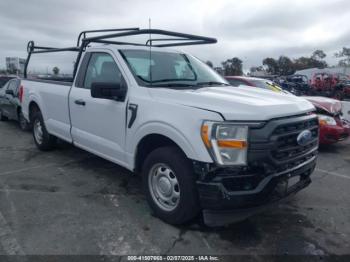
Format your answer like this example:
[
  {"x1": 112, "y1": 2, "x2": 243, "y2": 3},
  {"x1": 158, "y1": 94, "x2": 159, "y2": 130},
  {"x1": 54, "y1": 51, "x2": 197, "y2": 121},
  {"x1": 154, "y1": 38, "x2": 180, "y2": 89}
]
[{"x1": 0, "y1": 120, "x2": 349, "y2": 257}]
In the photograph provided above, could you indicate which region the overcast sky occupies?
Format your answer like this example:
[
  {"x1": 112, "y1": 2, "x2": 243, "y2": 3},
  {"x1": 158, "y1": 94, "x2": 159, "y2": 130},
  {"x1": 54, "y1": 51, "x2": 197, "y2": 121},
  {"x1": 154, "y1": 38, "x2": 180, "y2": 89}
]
[{"x1": 1, "y1": 0, "x2": 349, "y2": 72}]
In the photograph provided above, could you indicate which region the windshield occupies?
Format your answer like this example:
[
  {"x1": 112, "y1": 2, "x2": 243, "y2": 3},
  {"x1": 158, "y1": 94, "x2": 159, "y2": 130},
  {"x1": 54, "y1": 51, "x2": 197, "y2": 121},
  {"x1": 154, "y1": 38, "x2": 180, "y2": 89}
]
[{"x1": 119, "y1": 49, "x2": 228, "y2": 89}]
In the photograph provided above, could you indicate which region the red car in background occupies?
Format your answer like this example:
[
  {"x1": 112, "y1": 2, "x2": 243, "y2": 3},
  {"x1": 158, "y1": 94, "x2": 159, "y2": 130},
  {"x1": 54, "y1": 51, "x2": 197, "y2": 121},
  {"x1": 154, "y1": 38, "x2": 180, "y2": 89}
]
[
  {"x1": 310, "y1": 72, "x2": 349, "y2": 100},
  {"x1": 225, "y1": 76, "x2": 350, "y2": 145},
  {"x1": 305, "y1": 96, "x2": 350, "y2": 144}
]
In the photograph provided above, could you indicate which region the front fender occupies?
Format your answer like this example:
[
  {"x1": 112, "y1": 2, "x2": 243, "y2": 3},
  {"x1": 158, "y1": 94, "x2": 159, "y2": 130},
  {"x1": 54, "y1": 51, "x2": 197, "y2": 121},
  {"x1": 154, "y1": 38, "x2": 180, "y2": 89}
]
[{"x1": 128, "y1": 121, "x2": 214, "y2": 168}]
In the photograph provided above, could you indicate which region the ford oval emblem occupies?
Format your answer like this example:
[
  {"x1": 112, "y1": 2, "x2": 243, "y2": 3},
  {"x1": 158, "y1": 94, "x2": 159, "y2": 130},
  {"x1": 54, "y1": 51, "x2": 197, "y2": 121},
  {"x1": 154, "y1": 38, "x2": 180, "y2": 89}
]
[{"x1": 297, "y1": 130, "x2": 313, "y2": 146}]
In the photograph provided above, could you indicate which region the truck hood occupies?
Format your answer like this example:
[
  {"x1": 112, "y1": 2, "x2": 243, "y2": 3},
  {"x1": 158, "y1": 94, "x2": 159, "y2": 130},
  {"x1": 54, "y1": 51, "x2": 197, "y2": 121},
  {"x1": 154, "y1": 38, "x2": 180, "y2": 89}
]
[
  {"x1": 149, "y1": 85, "x2": 315, "y2": 121},
  {"x1": 302, "y1": 96, "x2": 342, "y2": 115}
]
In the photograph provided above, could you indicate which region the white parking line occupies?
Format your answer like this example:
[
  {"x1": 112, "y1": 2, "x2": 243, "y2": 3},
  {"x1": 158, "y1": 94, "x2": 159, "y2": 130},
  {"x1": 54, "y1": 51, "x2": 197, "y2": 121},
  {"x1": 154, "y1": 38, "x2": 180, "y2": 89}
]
[
  {"x1": 0, "y1": 164, "x2": 57, "y2": 177},
  {"x1": 0, "y1": 159, "x2": 86, "y2": 177},
  {"x1": 0, "y1": 211, "x2": 25, "y2": 255},
  {"x1": 315, "y1": 168, "x2": 350, "y2": 180}
]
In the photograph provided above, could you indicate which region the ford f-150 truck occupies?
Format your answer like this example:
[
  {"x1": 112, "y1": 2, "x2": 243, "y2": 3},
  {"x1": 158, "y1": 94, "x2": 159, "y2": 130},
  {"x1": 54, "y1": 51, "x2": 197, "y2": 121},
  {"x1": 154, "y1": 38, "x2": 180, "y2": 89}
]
[{"x1": 21, "y1": 28, "x2": 318, "y2": 226}]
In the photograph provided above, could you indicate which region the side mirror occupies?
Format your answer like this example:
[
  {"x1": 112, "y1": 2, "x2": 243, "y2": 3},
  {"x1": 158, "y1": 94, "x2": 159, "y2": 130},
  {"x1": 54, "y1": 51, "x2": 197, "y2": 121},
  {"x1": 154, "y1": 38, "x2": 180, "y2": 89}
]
[
  {"x1": 5, "y1": 89, "x2": 14, "y2": 96},
  {"x1": 91, "y1": 82, "x2": 126, "y2": 101}
]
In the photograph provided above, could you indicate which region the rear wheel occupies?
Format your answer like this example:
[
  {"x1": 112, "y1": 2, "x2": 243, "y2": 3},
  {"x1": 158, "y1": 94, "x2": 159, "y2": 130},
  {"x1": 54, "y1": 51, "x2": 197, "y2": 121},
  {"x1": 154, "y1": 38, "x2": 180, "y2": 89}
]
[
  {"x1": 0, "y1": 109, "x2": 8, "y2": 121},
  {"x1": 142, "y1": 146, "x2": 200, "y2": 225},
  {"x1": 18, "y1": 111, "x2": 31, "y2": 131},
  {"x1": 32, "y1": 111, "x2": 56, "y2": 151}
]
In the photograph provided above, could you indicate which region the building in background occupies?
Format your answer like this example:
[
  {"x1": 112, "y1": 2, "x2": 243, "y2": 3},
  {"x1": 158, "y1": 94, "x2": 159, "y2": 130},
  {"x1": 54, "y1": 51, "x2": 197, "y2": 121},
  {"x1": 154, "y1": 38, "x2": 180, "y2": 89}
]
[{"x1": 6, "y1": 57, "x2": 26, "y2": 75}]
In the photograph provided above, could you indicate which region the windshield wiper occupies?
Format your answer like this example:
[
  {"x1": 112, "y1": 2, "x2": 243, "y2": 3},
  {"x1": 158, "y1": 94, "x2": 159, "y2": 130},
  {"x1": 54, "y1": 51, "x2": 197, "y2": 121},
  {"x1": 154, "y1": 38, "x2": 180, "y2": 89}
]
[
  {"x1": 148, "y1": 83, "x2": 195, "y2": 88},
  {"x1": 152, "y1": 78, "x2": 195, "y2": 83},
  {"x1": 196, "y1": 81, "x2": 230, "y2": 86}
]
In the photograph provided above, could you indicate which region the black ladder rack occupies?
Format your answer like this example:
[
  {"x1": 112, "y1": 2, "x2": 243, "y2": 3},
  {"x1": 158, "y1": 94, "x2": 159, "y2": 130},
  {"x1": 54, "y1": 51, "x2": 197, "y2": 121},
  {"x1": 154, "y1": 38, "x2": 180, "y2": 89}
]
[{"x1": 24, "y1": 27, "x2": 217, "y2": 78}]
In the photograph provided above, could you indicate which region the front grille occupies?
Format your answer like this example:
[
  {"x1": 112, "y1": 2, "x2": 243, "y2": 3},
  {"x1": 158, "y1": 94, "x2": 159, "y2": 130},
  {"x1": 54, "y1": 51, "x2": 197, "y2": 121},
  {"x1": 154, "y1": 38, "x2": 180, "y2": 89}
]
[
  {"x1": 271, "y1": 117, "x2": 319, "y2": 161},
  {"x1": 272, "y1": 117, "x2": 318, "y2": 135}
]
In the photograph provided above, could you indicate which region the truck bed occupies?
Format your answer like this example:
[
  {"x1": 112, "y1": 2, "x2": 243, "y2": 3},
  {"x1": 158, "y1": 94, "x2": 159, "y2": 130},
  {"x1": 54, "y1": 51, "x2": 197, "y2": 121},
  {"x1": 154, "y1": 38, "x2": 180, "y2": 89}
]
[{"x1": 22, "y1": 79, "x2": 73, "y2": 142}]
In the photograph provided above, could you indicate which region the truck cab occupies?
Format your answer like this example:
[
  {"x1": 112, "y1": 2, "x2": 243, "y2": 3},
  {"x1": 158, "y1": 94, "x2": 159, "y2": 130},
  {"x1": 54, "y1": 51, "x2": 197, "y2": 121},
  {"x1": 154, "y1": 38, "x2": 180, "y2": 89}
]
[{"x1": 21, "y1": 28, "x2": 318, "y2": 226}]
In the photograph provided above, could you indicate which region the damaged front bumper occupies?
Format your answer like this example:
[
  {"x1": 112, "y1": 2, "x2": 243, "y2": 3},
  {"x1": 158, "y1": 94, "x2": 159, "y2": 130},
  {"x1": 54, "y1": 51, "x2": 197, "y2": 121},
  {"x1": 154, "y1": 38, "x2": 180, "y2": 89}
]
[
  {"x1": 193, "y1": 113, "x2": 319, "y2": 226},
  {"x1": 195, "y1": 155, "x2": 317, "y2": 227}
]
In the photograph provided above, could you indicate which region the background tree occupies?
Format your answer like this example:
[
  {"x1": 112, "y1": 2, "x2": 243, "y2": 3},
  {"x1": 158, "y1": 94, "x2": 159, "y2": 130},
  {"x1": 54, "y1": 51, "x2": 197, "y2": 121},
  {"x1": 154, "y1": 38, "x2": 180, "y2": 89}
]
[
  {"x1": 221, "y1": 57, "x2": 243, "y2": 76},
  {"x1": 214, "y1": 67, "x2": 224, "y2": 75},
  {"x1": 249, "y1": 66, "x2": 264, "y2": 75},
  {"x1": 52, "y1": 66, "x2": 60, "y2": 76},
  {"x1": 262, "y1": 58, "x2": 279, "y2": 74},
  {"x1": 311, "y1": 49, "x2": 326, "y2": 60},
  {"x1": 277, "y1": 56, "x2": 295, "y2": 75},
  {"x1": 335, "y1": 47, "x2": 350, "y2": 67},
  {"x1": 206, "y1": 60, "x2": 213, "y2": 68},
  {"x1": 294, "y1": 56, "x2": 327, "y2": 70}
]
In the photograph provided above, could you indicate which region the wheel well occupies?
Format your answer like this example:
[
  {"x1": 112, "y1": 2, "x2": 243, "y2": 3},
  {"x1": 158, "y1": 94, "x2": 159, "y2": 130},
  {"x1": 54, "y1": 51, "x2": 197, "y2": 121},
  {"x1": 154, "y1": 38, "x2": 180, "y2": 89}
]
[
  {"x1": 29, "y1": 102, "x2": 40, "y2": 123},
  {"x1": 135, "y1": 134, "x2": 185, "y2": 173}
]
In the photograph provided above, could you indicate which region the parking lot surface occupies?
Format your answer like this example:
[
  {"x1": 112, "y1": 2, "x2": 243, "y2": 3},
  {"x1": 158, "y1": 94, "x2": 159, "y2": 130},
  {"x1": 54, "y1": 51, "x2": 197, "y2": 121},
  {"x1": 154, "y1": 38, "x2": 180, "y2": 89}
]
[{"x1": 0, "y1": 120, "x2": 349, "y2": 256}]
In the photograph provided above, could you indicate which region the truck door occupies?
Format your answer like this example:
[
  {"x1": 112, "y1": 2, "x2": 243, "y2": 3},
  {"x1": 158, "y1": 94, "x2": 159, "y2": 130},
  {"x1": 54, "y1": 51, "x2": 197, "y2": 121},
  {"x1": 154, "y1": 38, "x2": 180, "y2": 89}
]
[{"x1": 69, "y1": 51, "x2": 128, "y2": 167}]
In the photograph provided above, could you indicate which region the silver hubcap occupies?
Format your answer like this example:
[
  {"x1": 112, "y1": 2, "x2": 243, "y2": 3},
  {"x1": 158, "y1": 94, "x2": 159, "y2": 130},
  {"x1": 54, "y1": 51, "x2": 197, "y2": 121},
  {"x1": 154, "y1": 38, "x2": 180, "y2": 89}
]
[
  {"x1": 33, "y1": 119, "x2": 43, "y2": 144},
  {"x1": 148, "y1": 164, "x2": 180, "y2": 211}
]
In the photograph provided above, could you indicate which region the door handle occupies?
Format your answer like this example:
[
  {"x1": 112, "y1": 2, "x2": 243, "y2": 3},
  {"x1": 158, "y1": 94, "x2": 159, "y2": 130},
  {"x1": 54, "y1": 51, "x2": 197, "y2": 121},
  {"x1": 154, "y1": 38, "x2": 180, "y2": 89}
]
[{"x1": 74, "y1": 99, "x2": 86, "y2": 106}]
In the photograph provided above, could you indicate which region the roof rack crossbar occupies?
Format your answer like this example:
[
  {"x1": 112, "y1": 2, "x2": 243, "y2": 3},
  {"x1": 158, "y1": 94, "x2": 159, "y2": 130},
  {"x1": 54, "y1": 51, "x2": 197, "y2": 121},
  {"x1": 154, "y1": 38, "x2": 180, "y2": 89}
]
[
  {"x1": 145, "y1": 38, "x2": 189, "y2": 46},
  {"x1": 83, "y1": 29, "x2": 217, "y2": 47},
  {"x1": 154, "y1": 41, "x2": 214, "y2": 47},
  {"x1": 77, "y1": 27, "x2": 140, "y2": 46},
  {"x1": 92, "y1": 39, "x2": 147, "y2": 47},
  {"x1": 31, "y1": 47, "x2": 80, "y2": 54},
  {"x1": 33, "y1": 46, "x2": 57, "y2": 50}
]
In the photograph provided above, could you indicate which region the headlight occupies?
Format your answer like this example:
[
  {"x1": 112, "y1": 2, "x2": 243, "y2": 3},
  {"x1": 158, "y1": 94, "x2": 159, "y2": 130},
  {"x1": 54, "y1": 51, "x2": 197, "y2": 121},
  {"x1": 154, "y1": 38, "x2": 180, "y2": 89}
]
[
  {"x1": 201, "y1": 121, "x2": 248, "y2": 166},
  {"x1": 318, "y1": 114, "x2": 337, "y2": 126}
]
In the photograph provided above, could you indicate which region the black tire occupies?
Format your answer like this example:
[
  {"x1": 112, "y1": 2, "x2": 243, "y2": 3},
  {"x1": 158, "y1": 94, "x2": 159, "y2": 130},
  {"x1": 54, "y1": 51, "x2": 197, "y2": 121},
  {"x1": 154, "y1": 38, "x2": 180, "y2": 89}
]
[
  {"x1": 142, "y1": 146, "x2": 200, "y2": 225},
  {"x1": 32, "y1": 111, "x2": 56, "y2": 151},
  {"x1": 18, "y1": 110, "x2": 31, "y2": 131},
  {"x1": 0, "y1": 109, "x2": 8, "y2": 121}
]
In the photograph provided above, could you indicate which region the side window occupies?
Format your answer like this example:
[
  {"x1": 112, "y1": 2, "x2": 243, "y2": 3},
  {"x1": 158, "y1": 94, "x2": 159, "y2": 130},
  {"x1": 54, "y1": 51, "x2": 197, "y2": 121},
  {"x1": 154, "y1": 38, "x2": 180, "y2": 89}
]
[
  {"x1": 12, "y1": 80, "x2": 19, "y2": 95},
  {"x1": 174, "y1": 60, "x2": 196, "y2": 79},
  {"x1": 84, "y1": 53, "x2": 124, "y2": 89},
  {"x1": 7, "y1": 80, "x2": 18, "y2": 96}
]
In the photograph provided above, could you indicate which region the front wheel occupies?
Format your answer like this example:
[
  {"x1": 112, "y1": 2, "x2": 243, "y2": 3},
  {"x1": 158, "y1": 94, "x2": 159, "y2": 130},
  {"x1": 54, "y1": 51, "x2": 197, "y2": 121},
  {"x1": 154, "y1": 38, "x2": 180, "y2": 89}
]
[
  {"x1": 142, "y1": 146, "x2": 200, "y2": 225},
  {"x1": 32, "y1": 111, "x2": 56, "y2": 151}
]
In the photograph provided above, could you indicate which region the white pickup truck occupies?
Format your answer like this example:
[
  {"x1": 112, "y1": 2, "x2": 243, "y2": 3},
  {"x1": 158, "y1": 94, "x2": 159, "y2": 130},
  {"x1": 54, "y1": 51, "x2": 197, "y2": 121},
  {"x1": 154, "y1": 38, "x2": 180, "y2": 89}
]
[{"x1": 21, "y1": 28, "x2": 319, "y2": 226}]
